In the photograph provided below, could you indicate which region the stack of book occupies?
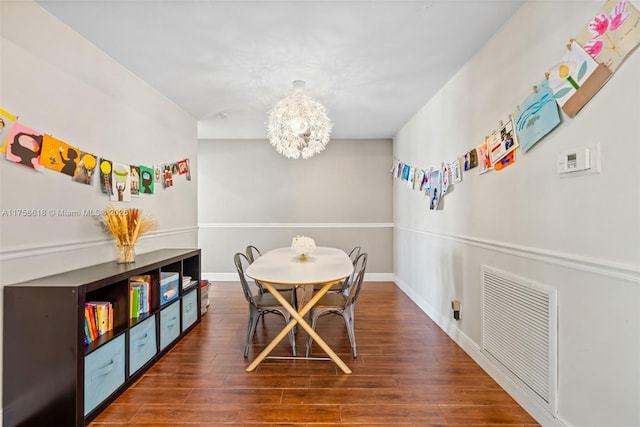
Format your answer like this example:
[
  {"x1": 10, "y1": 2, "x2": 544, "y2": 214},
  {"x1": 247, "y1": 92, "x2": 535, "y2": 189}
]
[
  {"x1": 84, "y1": 301, "x2": 113, "y2": 344},
  {"x1": 130, "y1": 275, "x2": 151, "y2": 319},
  {"x1": 182, "y1": 275, "x2": 192, "y2": 289}
]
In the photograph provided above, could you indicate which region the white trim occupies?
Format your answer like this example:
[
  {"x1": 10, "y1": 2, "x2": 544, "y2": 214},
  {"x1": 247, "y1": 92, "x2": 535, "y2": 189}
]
[
  {"x1": 0, "y1": 226, "x2": 199, "y2": 261},
  {"x1": 199, "y1": 222, "x2": 393, "y2": 228},
  {"x1": 395, "y1": 225, "x2": 640, "y2": 283},
  {"x1": 203, "y1": 272, "x2": 393, "y2": 282},
  {"x1": 394, "y1": 275, "x2": 565, "y2": 427}
]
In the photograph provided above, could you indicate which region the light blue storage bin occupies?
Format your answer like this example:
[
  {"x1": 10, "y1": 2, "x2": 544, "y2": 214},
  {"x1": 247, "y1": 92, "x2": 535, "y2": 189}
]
[
  {"x1": 160, "y1": 301, "x2": 180, "y2": 350},
  {"x1": 182, "y1": 289, "x2": 198, "y2": 332},
  {"x1": 129, "y1": 315, "x2": 157, "y2": 375},
  {"x1": 84, "y1": 334, "x2": 125, "y2": 416}
]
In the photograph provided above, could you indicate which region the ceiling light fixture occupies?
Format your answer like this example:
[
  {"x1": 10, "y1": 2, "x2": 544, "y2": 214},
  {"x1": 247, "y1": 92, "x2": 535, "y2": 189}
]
[{"x1": 266, "y1": 80, "x2": 332, "y2": 160}]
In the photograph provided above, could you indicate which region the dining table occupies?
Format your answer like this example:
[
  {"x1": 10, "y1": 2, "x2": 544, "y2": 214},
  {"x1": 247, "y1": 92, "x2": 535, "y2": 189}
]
[{"x1": 244, "y1": 246, "x2": 354, "y2": 374}]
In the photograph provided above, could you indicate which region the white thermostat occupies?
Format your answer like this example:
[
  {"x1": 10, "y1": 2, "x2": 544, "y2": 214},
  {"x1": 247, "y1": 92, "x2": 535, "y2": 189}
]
[{"x1": 557, "y1": 147, "x2": 592, "y2": 174}]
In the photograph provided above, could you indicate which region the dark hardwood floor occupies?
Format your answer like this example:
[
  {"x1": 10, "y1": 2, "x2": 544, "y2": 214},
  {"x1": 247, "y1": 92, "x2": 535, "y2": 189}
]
[{"x1": 89, "y1": 281, "x2": 539, "y2": 426}]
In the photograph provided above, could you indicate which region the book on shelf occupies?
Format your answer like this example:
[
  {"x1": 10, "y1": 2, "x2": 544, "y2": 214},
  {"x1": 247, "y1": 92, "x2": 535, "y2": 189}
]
[
  {"x1": 84, "y1": 301, "x2": 113, "y2": 344},
  {"x1": 182, "y1": 275, "x2": 193, "y2": 289},
  {"x1": 129, "y1": 275, "x2": 151, "y2": 319}
]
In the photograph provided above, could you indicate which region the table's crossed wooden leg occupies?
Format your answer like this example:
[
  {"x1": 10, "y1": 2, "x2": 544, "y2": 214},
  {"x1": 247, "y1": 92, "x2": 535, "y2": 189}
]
[{"x1": 246, "y1": 281, "x2": 352, "y2": 374}]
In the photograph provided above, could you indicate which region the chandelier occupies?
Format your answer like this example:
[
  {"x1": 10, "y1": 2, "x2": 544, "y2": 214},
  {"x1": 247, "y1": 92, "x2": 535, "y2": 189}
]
[{"x1": 266, "y1": 80, "x2": 333, "y2": 160}]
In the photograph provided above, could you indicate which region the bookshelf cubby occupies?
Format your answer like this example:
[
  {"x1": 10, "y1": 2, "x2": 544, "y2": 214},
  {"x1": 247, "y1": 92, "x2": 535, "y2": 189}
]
[{"x1": 2, "y1": 248, "x2": 201, "y2": 427}]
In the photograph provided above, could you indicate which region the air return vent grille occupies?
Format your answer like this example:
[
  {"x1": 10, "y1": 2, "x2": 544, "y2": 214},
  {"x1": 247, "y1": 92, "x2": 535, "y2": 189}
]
[{"x1": 481, "y1": 266, "x2": 557, "y2": 412}]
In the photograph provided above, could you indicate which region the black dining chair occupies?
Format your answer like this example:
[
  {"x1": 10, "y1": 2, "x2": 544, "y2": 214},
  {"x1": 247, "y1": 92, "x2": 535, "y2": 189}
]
[
  {"x1": 245, "y1": 245, "x2": 298, "y2": 311},
  {"x1": 234, "y1": 252, "x2": 296, "y2": 357},
  {"x1": 305, "y1": 252, "x2": 367, "y2": 358}
]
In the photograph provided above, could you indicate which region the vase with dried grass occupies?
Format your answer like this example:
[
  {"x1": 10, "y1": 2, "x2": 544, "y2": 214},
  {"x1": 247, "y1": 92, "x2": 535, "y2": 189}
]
[{"x1": 101, "y1": 206, "x2": 158, "y2": 263}]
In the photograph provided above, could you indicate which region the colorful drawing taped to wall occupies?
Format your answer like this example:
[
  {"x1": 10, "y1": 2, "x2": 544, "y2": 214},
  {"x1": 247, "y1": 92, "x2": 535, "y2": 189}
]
[
  {"x1": 177, "y1": 159, "x2": 189, "y2": 175},
  {"x1": 464, "y1": 148, "x2": 478, "y2": 171},
  {"x1": 111, "y1": 162, "x2": 131, "y2": 202},
  {"x1": 407, "y1": 167, "x2": 415, "y2": 188},
  {"x1": 5, "y1": 122, "x2": 43, "y2": 170},
  {"x1": 449, "y1": 158, "x2": 462, "y2": 184},
  {"x1": 40, "y1": 134, "x2": 80, "y2": 177},
  {"x1": 72, "y1": 152, "x2": 97, "y2": 185},
  {"x1": 401, "y1": 163, "x2": 410, "y2": 181},
  {"x1": 0, "y1": 108, "x2": 17, "y2": 153},
  {"x1": 576, "y1": 0, "x2": 640, "y2": 73},
  {"x1": 488, "y1": 118, "x2": 519, "y2": 166},
  {"x1": 154, "y1": 165, "x2": 163, "y2": 183},
  {"x1": 130, "y1": 165, "x2": 140, "y2": 196},
  {"x1": 162, "y1": 164, "x2": 174, "y2": 188},
  {"x1": 185, "y1": 159, "x2": 192, "y2": 181},
  {"x1": 100, "y1": 159, "x2": 113, "y2": 194},
  {"x1": 476, "y1": 139, "x2": 492, "y2": 175},
  {"x1": 441, "y1": 163, "x2": 450, "y2": 195},
  {"x1": 546, "y1": 40, "x2": 612, "y2": 117},
  {"x1": 139, "y1": 165, "x2": 154, "y2": 194},
  {"x1": 422, "y1": 169, "x2": 430, "y2": 196},
  {"x1": 495, "y1": 150, "x2": 517, "y2": 171},
  {"x1": 429, "y1": 169, "x2": 442, "y2": 210},
  {"x1": 514, "y1": 80, "x2": 561, "y2": 153},
  {"x1": 415, "y1": 169, "x2": 425, "y2": 191}
]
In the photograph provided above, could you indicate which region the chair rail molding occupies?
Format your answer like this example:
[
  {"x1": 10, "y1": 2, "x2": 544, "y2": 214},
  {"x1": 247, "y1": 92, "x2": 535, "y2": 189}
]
[{"x1": 395, "y1": 225, "x2": 640, "y2": 284}]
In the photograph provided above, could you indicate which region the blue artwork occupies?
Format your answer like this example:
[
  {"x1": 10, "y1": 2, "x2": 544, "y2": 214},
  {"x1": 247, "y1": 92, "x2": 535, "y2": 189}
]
[{"x1": 514, "y1": 79, "x2": 561, "y2": 153}]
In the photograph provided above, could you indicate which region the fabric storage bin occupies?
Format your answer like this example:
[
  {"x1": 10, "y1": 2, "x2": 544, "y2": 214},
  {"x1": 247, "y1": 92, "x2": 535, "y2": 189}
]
[
  {"x1": 129, "y1": 315, "x2": 157, "y2": 375},
  {"x1": 84, "y1": 334, "x2": 125, "y2": 415},
  {"x1": 160, "y1": 301, "x2": 180, "y2": 350},
  {"x1": 182, "y1": 288, "x2": 198, "y2": 332},
  {"x1": 160, "y1": 272, "x2": 179, "y2": 305}
]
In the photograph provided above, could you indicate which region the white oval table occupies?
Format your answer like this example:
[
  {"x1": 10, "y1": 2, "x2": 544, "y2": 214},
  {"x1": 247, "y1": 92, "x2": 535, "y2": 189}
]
[{"x1": 245, "y1": 246, "x2": 354, "y2": 374}]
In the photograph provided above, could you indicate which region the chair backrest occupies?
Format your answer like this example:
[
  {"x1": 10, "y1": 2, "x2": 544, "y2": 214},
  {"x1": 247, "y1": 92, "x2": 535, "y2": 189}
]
[
  {"x1": 234, "y1": 252, "x2": 256, "y2": 305},
  {"x1": 348, "y1": 246, "x2": 361, "y2": 265},
  {"x1": 246, "y1": 245, "x2": 262, "y2": 263},
  {"x1": 345, "y1": 252, "x2": 367, "y2": 307}
]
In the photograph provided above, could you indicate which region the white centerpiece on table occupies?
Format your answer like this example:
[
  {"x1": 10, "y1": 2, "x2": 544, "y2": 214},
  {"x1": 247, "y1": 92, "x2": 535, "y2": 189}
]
[{"x1": 291, "y1": 235, "x2": 316, "y2": 260}]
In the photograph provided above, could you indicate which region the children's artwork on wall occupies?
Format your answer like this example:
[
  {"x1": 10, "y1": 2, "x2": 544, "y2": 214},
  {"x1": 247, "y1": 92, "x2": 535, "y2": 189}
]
[
  {"x1": 422, "y1": 169, "x2": 430, "y2": 196},
  {"x1": 514, "y1": 80, "x2": 561, "y2": 153},
  {"x1": 100, "y1": 158, "x2": 113, "y2": 194},
  {"x1": 130, "y1": 165, "x2": 140, "y2": 196},
  {"x1": 184, "y1": 159, "x2": 192, "y2": 181},
  {"x1": 488, "y1": 118, "x2": 519, "y2": 166},
  {"x1": 111, "y1": 162, "x2": 131, "y2": 202},
  {"x1": 449, "y1": 158, "x2": 462, "y2": 184},
  {"x1": 40, "y1": 134, "x2": 80, "y2": 177},
  {"x1": 495, "y1": 150, "x2": 517, "y2": 171},
  {"x1": 407, "y1": 167, "x2": 415, "y2": 188},
  {"x1": 415, "y1": 168, "x2": 425, "y2": 191},
  {"x1": 162, "y1": 163, "x2": 174, "y2": 188},
  {"x1": 0, "y1": 108, "x2": 17, "y2": 153},
  {"x1": 171, "y1": 162, "x2": 179, "y2": 176},
  {"x1": 576, "y1": 0, "x2": 640, "y2": 72},
  {"x1": 547, "y1": 40, "x2": 612, "y2": 117},
  {"x1": 476, "y1": 139, "x2": 492, "y2": 174},
  {"x1": 72, "y1": 152, "x2": 97, "y2": 185},
  {"x1": 154, "y1": 165, "x2": 163, "y2": 184},
  {"x1": 441, "y1": 163, "x2": 450, "y2": 195},
  {"x1": 6, "y1": 122, "x2": 43, "y2": 170},
  {"x1": 464, "y1": 148, "x2": 478, "y2": 171},
  {"x1": 139, "y1": 165, "x2": 154, "y2": 194},
  {"x1": 402, "y1": 163, "x2": 410, "y2": 181},
  {"x1": 429, "y1": 169, "x2": 442, "y2": 210},
  {"x1": 177, "y1": 159, "x2": 189, "y2": 175}
]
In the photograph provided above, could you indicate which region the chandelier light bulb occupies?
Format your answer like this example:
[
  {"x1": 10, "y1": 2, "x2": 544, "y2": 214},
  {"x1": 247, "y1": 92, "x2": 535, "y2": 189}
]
[{"x1": 266, "y1": 80, "x2": 332, "y2": 160}]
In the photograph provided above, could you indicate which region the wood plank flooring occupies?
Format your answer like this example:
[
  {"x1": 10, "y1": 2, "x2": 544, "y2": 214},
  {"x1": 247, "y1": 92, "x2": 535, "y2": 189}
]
[{"x1": 89, "y1": 281, "x2": 540, "y2": 426}]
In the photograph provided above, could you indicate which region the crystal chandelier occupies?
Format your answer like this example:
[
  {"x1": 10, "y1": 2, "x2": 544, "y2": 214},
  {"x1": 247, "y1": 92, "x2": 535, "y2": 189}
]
[{"x1": 266, "y1": 80, "x2": 333, "y2": 160}]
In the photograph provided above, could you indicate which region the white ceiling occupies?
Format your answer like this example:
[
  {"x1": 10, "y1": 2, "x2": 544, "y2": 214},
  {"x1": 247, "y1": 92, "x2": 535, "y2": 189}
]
[{"x1": 35, "y1": 0, "x2": 525, "y2": 140}]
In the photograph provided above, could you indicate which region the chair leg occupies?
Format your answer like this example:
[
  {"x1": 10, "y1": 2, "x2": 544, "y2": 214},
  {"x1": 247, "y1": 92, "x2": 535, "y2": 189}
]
[
  {"x1": 244, "y1": 310, "x2": 260, "y2": 358},
  {"x1": 342, "y1": 311, "x2": 357, "y2": 358},
  {"x1": 305, "y1": 310, "x2": 320, "y2": 357},
  {"x1": 283, "y1": 312, "x2": 296, "y2": 357}
]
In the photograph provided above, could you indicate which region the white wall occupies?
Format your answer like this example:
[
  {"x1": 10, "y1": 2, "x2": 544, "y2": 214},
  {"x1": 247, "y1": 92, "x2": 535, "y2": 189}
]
[
  {"x1": 198, "y1": 138, "x2": 393, "y2": 279},
  {"x1": 393, "y1": 1, "x2": 640, "y2": 426},
  {"x1": 0, "y1": 0, "x2": 198, "y2": 416}
]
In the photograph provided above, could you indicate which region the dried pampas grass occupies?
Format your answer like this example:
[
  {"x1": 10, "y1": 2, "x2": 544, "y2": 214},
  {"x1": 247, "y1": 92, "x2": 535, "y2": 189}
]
[{"x1": 102, "y1": 206, "x2": 158, "y2": 247}]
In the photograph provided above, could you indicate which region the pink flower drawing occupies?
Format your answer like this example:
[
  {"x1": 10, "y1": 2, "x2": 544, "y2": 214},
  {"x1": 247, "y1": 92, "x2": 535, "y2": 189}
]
[{"x1": 609, "y1": 0, "x2": 630, "y2": 31}]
